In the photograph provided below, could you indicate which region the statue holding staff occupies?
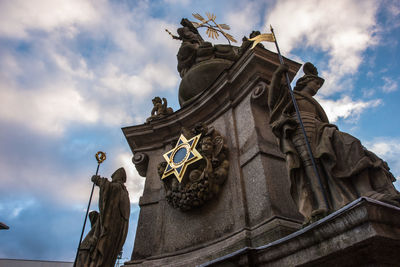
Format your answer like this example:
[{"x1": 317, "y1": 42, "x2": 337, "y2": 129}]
[
  {"x1": 268, "y1": 62, "x2": 400, "y2": 224},
  {"x1": 250, "y1": 27, "x2": 400, "y2": 224},
  {"x1": 76, "y1": 167, "x2": 130, "y2": 267}
]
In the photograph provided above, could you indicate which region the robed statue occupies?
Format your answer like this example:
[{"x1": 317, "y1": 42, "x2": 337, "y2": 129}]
[
  {"x1": 268, "y1": 63, "x2": 400, "y2": 224},
  {"x1": 76, "y1": 167, "x2": 130, "y2": 267}
]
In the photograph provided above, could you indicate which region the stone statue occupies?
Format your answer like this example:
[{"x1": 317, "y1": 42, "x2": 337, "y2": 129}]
[
  {"x1": 76, "y1": 211, "x2": 99, "y2": 265},
  {"x1": 168, "y1": 18, "x2": 241, "y2": 107},
  {"x1": 146, "y1": 96, "x2": 173, "y2": 123},
  {"x1": 174, "y1": 18, "x2": 204, "y2": 78},
  {"x1": 76, "y1": 167, "x2": 130, "y2": 267},
  {"x1": 268, "y1": 63, "x2": 400, "y2": 224}
]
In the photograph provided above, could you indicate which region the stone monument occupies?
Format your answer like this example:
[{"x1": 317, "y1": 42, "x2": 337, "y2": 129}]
[
  {"x1": 122, "y1": 16, "x2": 400, "y2": 266},
  {"x1": 76, "y1": 167, "x2": 130, "y2": 267}
]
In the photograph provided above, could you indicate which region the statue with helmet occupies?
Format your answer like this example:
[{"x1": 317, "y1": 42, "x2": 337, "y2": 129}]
[{"x1": 268, "y1": 62, "x2": 400, "y2": 224}]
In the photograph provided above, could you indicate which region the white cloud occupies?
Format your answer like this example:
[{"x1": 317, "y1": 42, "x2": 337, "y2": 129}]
[
  {"x1": 388, "y1": 2, "x2": 400, "y2": 16},
  {"x1": 224, "y1": 1, "x2": 263, "y2": 43},
  {"x1": 0, "y1": 153, "x2": 93, "y2": 205},
  {"x1": 51, "y1": 52, "x2": 94, "y2": 79},
  {"x1": 0, "y1": 0, "x2": 181, "y2": 136},
  {"x1": 317, "y1": 95, "x2": 382, "y2": 123},
  {"x1": 382, "y1": 0, "x2": 400, "y2": 29},
  {"x1": 0, "y1": 0, "x2": 100, "y2": 39},
  {"x1": 163, "y1": 0, "x2": 190, "y2": 5},
  {"x1": 364, "y1": 138, "x2": 400, "y2": 189},
  {"x1": 381, "y1": 76, "x2": 398, "y2": 92},
  {"x1": 0, "y1": 81, "x2": 99, "y2": 135},
  {"x1": 362, "y1": 88, "x2": 375, "y2": 98},
  {"x1": 100, "y1": 63, "x2": 178, "y2": 97},
  {"x1": 367, "y1": 140, "x2": 399, "y2": 157},
  {"x1": 114, "y1": 152, "x2": 145, "y2": 204},
  {"x1": 265, "y1": 0, "x2": 379, "y2": 96},
  {"x1": 2, "y1": 199, "x2": 36, "y2": 219}
]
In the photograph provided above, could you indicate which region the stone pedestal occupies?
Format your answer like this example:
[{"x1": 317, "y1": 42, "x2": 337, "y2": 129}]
[
  {"x1": 201, "y1": 197, "x2": 400, "y2": 267},
  {"x1": 122, "y1": 47, "x2": 303, "y2": 266}
]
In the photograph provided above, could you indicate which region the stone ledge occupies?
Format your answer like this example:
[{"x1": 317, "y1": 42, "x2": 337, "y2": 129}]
[
  {"x1": 124, "y1": 216, "x2": 300, "y2": 267},
  {"x1": 201, "y1": 197, "x2": 400, "y2": 266}
]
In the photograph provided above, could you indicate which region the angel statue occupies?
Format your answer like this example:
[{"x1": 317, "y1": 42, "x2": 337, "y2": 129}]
[{"x1": 146, "y1": 96, "x2": 173, "y2": 123}]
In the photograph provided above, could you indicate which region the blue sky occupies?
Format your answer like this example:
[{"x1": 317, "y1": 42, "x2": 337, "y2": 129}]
[{"x1": 0, "y1": 0, "x2": 399, "y2": 263}]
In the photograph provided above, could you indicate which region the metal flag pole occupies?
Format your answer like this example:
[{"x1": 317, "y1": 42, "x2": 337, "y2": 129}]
[
  {"x1": 269, "y1": 25, "x2": 330, "y2": 210},
  {"x1": 73, "y1": 151, "x2": 106, "y2": 267}
]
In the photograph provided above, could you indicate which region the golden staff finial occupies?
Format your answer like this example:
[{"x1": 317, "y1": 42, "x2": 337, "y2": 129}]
[{"x1": 95, "y1": 151, "x2": 106, "y2": 164}]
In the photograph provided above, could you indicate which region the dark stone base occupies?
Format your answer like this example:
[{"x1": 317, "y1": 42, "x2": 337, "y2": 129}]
[
  {"x1": 124, "y1": 217, "x2": 300, "y2": 267},
  {"x1": 200, "y1": 197, "x2": 400, "y2": 267}
]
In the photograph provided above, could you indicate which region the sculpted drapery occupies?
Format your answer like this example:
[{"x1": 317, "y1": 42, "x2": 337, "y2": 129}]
[
  {"x1": 77, "y1": 167, "x2": 130, "y2": 267},
  {"x1": 268, "y1": 63, "x2": 400, "y2": 224}
]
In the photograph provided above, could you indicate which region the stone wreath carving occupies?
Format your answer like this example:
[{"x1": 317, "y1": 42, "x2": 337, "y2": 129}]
[{"x1": 157, "y1": 123, "x2": 229, "y2": 211}]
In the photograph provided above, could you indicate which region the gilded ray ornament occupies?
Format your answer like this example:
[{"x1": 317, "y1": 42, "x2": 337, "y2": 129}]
[
  {"x1": 162, "y1": 134, "x2": 203, "y2": 183},
  {"x1": 190, "y1": 12, "x2": 237, "y2": 44}
]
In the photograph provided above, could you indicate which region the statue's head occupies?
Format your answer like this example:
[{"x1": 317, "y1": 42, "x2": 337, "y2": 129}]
[
  {"x1": 294, "y1": 62, "x2": 324, "y2": 93},
  {"x1": 152, "y1": 96, "x2": 162, "y2": 104},
  {"x1": 111, "y1": 167, "x2": 127, "y2": 183},
  {"x1": 178, "y1": 18, "x2": 202, "y2": 44},
  {"x1": 201, "y1": 136, "x2": 213, "y2": 157},
  {"x1": 180, "y1": 18, "x2": 198, "y2": 32}
]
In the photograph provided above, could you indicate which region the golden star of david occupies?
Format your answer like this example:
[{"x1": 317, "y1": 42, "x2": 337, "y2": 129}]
[{"x1": 162, "y1": 133, "x2": 203, "y2": 183}]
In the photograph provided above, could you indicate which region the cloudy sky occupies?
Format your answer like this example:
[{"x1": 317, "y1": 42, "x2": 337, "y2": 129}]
[{"x1": 0, "y1": 0, "x2": 399, "y2": 263}]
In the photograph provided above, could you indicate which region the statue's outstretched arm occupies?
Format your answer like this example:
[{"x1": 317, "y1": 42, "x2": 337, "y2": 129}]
[{"x1": 91, "y1": 175, "x2": 108, "y2": 187}]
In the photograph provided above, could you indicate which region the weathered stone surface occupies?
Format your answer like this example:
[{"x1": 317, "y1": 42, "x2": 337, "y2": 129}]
[
  {"x1": 201, "y1": 198, "x2": 400, "y2": 267},
  {"x1": 122, "y1": 47, "x2": 302, "y2": 266},
  {"x1": 159, "y1": 124, "x2": 230, "y2": 211},
  {"x1": 132, "y1": 152, "x2": 149, "y2": 177},
  {"x1": 179, "y1": 58, "x2": 234, "y2": 107}
]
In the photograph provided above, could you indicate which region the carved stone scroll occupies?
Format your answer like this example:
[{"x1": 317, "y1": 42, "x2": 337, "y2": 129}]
[{"x1": 132, "y1": 152, "x2": 149, "y2": 177}]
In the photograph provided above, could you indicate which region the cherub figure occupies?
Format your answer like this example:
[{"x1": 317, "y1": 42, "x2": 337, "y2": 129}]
[{"x1": 146, "y1": 97, "x2": 173, "y2": 123}]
